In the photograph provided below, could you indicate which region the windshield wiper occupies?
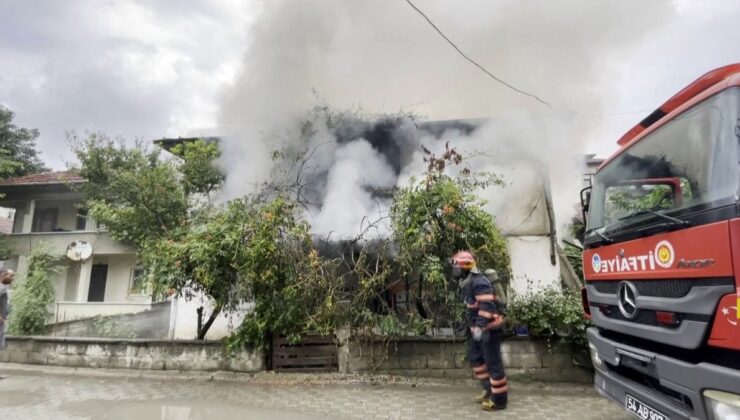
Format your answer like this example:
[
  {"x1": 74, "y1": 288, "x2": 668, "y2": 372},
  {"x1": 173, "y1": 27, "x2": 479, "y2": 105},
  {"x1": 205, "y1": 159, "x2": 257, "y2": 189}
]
[
  {"x1": 623, "y1": 209, "x2": 691, "y2": 227},
  {"x1": 592, "y1": 229, "x2": 614, "y2": 244}
]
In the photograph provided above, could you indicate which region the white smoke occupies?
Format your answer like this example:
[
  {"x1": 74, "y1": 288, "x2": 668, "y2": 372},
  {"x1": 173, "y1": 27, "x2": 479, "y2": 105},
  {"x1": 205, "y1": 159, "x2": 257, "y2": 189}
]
[{"x1": 217, "y1": 0, "x2": 675, "y2": 239}]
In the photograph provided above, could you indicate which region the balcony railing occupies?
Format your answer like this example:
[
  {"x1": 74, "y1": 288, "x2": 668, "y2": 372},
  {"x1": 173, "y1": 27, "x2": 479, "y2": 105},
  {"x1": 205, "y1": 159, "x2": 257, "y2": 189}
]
[{"x1": 6, "y1": 230, "x2": 134, "y2": 256}]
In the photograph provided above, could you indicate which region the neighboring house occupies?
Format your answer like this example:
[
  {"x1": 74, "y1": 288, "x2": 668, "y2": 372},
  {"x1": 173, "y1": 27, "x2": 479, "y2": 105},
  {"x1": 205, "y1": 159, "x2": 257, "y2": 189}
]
[
  {"x1": 0, "y1": 171, "x2": 154, "y2": 324},
  {"x1": 0, "y1": 207, "x2": 15, "y2": 234}
]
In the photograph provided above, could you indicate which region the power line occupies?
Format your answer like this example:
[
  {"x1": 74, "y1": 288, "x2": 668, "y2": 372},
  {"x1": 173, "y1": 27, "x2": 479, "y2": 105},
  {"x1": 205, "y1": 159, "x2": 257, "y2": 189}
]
[{"x1": 404, "y1": 0, "x2": 551, "y2": 108}]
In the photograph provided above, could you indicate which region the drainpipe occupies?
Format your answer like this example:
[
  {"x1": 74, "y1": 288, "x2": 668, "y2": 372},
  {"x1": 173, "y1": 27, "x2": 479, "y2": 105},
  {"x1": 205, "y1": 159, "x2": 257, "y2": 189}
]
[{"x1": 543, "y1": 182, "x2": 557, "y2": 266}]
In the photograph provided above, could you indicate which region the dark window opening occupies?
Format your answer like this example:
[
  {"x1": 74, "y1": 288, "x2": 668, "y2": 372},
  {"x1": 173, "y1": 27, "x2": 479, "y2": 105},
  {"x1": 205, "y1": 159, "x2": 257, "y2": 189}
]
[
  {"x1": 88, "y1": 264, "x2": 108, "y2": 302},
  {"x1": 32, "y1": 207, "x2": 59, "y2": 232}
]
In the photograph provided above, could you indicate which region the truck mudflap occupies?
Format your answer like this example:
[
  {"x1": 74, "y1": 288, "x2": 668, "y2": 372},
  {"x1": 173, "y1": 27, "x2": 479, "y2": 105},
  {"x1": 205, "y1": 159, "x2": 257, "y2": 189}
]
[{"x1": 588, "y1": 327, "x2": 740, "y2": 420}]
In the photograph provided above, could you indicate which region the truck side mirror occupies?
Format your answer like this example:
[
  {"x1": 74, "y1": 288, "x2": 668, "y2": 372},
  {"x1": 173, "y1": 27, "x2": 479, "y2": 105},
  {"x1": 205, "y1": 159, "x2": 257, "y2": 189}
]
[{"x1": 580, "y1": 186, "x2": 592, "y2": 224}]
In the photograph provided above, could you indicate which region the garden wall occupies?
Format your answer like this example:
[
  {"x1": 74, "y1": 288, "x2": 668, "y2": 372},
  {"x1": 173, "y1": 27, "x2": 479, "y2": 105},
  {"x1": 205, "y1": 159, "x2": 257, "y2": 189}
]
[
  {"x1": 0, "y1": 336, "x2": 264, "y2": 372},
  {"x1": 337, "y1": 332, "x2": 592, "y2": 383}
]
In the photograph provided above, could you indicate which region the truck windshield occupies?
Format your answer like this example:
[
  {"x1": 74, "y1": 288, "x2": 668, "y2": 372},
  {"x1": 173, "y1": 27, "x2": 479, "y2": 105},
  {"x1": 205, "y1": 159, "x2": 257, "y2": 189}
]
[{"x1": 587, "y1": 87, "x2": 740, "y2": 238}]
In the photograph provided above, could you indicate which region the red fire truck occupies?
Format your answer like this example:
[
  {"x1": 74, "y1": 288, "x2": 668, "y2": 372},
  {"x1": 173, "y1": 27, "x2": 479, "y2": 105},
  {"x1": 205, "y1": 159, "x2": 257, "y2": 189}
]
[{"x1": 581, "y1": 64, "x2": 740, "y2": 420}]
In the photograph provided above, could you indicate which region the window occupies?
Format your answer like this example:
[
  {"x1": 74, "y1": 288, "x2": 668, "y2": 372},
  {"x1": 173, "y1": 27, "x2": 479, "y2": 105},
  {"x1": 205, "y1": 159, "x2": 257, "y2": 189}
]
[
  {"x1": 588, "y1": 87, "x2": 740, "y2": 233},
  {"x1": 32, "y1": 207, "x2": 59, "y2": 232},
  {"x1": 76, "y1": 209, "x2": 88, "y2": 231},
  {"x1": 129, "y1": 266, "x2": 148, "y2": 296}
]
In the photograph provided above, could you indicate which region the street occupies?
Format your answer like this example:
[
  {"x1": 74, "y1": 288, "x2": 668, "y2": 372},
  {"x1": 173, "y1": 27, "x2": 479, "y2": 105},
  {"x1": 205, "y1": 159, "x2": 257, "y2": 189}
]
[{"x1": 0, "y1": 365, "x2": 632, "y2": 420}]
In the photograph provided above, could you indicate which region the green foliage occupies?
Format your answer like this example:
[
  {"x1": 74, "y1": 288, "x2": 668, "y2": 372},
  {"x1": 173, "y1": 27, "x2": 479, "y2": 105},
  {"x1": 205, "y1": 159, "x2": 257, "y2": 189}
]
[
  {"x1": 171, "y1": 140, "x2": 224, "y2": 198},
  {"x1": 506, "y1": 286, "x2": 589, "y2": 351},
  {"x1": 72, "y1": 134, "x2": 232, "y2": 338},
  {"x1": 141, "y1": 194, "x2": 340, "y2": 347},
  {"x1": 390, "y1": 145, "x2": 511, "y2": 328},
  {"x1": 71, "y1": 133, "x2": 188, "y2": 246},
  {"x1": 0, "y1": 106, "x2": 48, "y2": 178},
  {"x1": 8, "y1": 246, "x2": 60, "y2": 335}
]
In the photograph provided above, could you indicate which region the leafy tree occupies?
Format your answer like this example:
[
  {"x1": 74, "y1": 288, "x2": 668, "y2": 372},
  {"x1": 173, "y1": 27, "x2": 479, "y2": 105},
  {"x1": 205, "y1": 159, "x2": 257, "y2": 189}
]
[
  {"x1": 8, "y1": 246, "x2": 60, "y2": 335},
  {"x1": 390, "y1": 144, "x2": 511, "y2": 329},
  {"x1": 72, "y1": 134, "x2": 188, "y2": 246},
  {"x1": 0, "y1": 107, "x2": 47, "y2": 260},
  {"x1": 0, "y1": 106, "x2": 47, "y2": 178},
  {"x1": 170, "y1": 140, "x2": 224, "y2": 200},
  {"x1": 71, "y1": 134, "x2": 224, "y2": 338}
]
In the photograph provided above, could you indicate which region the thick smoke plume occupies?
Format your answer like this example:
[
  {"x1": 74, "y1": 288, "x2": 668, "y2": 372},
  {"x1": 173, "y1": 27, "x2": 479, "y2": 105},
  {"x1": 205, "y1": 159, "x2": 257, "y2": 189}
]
[{"x1": 218, "y1": 0, "x2": 674, "y2": 239}]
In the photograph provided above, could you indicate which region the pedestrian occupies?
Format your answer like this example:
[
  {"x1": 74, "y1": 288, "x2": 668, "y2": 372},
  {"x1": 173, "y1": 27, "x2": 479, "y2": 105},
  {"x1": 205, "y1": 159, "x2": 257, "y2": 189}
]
[
  {"x1": 452, "y1": 251, "x2": 508, "y2": 412},
  {"x1": 0, "y1": 267, "x2": 14, "y2": 379}
]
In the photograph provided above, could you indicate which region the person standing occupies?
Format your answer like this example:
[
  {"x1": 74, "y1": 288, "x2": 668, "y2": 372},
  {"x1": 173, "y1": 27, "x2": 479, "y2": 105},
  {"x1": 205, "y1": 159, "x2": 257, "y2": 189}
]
[
  {"x1": 0, "y1": 267, "x2": 14, "y2": 379},
  {"x1": 453, "y1": 251, "x2": 507, "y2": 412}
]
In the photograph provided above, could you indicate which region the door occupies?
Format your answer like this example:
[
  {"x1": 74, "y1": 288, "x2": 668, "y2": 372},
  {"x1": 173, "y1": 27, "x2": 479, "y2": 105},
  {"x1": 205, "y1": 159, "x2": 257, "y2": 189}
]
[{"x1": 87, "y1": 264, "x2": 108, "y2": 302}]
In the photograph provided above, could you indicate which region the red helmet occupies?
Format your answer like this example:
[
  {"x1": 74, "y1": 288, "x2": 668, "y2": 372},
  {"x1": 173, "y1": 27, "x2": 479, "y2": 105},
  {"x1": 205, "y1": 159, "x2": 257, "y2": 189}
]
[{"x1": 452, "y1": 250, "x2": 476, "y2": 270}]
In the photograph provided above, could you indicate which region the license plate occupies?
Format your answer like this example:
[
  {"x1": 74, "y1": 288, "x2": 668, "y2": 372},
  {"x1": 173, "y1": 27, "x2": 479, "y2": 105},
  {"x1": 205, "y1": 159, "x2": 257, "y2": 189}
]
[{"x1": 625, "y1": 394, "x2": 669, "y2": 420}]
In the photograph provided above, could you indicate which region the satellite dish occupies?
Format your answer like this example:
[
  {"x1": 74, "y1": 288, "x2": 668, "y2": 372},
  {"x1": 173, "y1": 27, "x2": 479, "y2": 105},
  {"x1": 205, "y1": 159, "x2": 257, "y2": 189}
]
[{"x1": 66, "y1": 241, "x2": 93, "y2": 261}]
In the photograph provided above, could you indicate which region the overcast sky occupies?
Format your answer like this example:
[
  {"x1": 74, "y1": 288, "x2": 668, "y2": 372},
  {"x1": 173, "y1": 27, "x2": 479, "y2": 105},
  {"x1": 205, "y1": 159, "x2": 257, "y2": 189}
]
[{"x1": 1, "y1": 0, "x2": 739, "y2": 170}]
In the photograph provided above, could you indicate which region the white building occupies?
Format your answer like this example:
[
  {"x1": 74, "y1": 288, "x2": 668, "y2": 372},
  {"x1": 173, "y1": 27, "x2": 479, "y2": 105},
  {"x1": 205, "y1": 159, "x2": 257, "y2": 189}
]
[{"x1": 0, "y1": 171, "x2": 238, "y2": 339}]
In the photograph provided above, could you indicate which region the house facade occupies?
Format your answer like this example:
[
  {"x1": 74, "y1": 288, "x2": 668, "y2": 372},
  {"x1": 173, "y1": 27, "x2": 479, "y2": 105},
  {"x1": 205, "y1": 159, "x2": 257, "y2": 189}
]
[{"x1": 0, "y1": 171, "x2": 154, "y2": 323}]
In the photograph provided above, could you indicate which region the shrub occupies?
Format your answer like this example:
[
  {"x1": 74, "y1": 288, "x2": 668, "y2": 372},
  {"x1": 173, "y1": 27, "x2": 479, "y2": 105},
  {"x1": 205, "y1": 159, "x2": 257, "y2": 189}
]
[
  {"x1": 505, "y1": 286, "x2": 590, "y2": 351},
  {"x1": 8, "y1": 246, "x2": 60, "y2": 335}
]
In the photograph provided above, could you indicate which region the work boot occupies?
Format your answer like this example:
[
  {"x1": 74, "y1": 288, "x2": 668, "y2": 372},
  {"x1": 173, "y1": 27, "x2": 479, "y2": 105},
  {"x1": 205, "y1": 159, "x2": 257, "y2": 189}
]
[
  {"x1": 481, "y1": 399, "x2": 506, "y2": 411},
  {"x1": 473, "y1": 390, "x2": 491, "y2": 403}
]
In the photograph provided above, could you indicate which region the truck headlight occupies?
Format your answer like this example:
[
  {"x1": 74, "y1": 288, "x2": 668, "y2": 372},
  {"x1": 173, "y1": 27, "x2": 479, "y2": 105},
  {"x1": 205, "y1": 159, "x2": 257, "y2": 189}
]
[
  {"x1": 589, "y1": 343, "x2": 603, "y2": 369},
  {"x1": 704, "y1": 390, "x2": 740, "y2": 420}
]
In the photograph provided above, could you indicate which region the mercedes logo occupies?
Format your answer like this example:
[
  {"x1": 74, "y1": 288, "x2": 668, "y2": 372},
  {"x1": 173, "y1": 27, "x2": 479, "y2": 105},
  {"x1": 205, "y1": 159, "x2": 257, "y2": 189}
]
[{"x1": 617, "y1": 282, "x2": 639, "y2": 319}]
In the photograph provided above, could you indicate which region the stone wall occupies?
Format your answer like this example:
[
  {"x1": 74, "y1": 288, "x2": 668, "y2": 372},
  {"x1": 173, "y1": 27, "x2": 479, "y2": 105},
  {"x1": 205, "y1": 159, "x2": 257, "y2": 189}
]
[
  {"x1": 0, "y1": 336, "x2": 264, "y2": 372},
  {"x1": 338, "y1": 334, "x2": 593, "y2": 383}
]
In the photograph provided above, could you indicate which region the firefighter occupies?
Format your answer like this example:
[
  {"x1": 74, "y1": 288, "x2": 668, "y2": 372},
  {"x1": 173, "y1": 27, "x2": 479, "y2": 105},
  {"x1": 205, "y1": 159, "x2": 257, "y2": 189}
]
[{"x1": 452, "y1": 250, "x2": 508, "y2": 412}]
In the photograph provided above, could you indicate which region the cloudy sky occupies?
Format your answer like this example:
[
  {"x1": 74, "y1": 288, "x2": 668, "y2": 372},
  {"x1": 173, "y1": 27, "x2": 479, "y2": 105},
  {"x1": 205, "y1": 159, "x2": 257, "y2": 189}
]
[{"x1": 1, "y1": 0, "x2": 739, "y2": 170}]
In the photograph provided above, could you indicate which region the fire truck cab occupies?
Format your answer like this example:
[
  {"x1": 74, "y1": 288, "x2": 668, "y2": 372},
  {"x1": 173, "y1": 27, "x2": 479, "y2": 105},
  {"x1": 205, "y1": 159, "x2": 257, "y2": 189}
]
[{"x1": 582, "y1": 64, "x2": 740, "y2": 420}]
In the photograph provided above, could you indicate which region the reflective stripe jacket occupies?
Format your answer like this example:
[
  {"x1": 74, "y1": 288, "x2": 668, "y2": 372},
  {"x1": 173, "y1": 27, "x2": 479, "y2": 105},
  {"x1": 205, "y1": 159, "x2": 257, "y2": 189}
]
[{"x1": 462, "y1": 272, "x2": 504, "y2": 331}]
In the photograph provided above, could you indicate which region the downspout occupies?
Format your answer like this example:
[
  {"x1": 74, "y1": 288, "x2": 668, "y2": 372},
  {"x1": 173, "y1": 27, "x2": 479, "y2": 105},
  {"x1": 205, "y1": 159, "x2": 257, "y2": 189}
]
[{"x1": 543, "y1": 181, "x2": 557, "y2": 266}]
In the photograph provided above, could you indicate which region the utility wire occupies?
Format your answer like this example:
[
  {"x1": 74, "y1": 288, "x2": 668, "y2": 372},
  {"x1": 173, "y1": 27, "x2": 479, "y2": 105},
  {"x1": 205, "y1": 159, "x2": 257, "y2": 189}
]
[{"x1": 404, "y1": 0, "x2": 551, "y2": 108}]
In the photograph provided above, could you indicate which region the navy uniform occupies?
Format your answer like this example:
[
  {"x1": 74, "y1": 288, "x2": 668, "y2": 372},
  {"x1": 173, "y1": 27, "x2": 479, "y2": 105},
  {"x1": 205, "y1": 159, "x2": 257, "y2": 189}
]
[{"x1": 454, "y1": 251, "x2": 507, "y2": 412}]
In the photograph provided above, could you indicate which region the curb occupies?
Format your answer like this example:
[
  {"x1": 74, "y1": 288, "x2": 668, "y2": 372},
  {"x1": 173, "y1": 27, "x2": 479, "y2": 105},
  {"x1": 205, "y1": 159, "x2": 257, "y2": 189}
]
[{"x1": 0, "y1": 362, "x2": 597, "y2": 395}]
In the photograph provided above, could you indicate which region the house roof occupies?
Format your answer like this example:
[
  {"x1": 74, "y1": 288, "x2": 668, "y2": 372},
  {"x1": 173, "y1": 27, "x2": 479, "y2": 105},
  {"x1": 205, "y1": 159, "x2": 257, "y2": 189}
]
[{"x1": 0, "y1": 171, "x2": 86, "y2": 187}]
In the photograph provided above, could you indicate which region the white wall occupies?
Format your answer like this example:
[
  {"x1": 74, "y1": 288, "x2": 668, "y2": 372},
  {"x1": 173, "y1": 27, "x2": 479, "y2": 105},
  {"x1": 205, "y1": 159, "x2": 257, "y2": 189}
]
[
  {"x1": 507, "y1": 236, "x2": 561, "y2": 295},
  {"x1": 99, "y1": 254, "x2": 144, "y2": 302},
  {"x1": 171, "y1": 293, "x2": 249, "y2": 340}
]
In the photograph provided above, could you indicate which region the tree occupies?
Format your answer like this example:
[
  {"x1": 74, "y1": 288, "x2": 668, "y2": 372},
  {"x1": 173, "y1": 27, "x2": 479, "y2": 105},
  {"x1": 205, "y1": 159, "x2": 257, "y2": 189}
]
[
  {"x1": 390, "y1": 144, "x2": 511, "y2": 329},
  {"x1": 8, "y1": 246, "x2": 60, "y2": 335},
  {"x1": 71, "y1": 134, "x2": 219, "y2": 338},
  {"x1": 72, "y1": 134, "x2": 188, "y2": 246},
  {"x1": 0, "y1": 106, "x2": 47, "y2": 178}
]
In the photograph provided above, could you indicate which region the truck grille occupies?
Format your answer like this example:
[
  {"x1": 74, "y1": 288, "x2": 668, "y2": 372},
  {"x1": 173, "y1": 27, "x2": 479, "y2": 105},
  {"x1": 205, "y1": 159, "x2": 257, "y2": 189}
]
[{"x1": 591, "y1": 277, "x2": 734, "y2": 298}]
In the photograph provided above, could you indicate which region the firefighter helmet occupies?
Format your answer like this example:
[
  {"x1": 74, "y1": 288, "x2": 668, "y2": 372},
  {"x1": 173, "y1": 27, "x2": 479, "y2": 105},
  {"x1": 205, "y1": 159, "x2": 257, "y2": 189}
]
[{"x1": 452, "y1": 250, "x2": 476, "y2": 270}]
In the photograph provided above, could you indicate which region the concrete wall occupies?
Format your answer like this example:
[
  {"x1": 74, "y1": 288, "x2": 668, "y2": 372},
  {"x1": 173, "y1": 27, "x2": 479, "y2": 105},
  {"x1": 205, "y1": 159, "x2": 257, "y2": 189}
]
[
  {"x1": 338, "y1": 334, "x2": 592, "y2": 383},
  {"x1": 0, "y1": 336, "x2": 264, "y2": 373},
  {"x1": 53, "y1": 302, "x2": 162, "y2": 324},
  {"x1": 50, "y1": 302, "x2": 172, "y2": 339}
]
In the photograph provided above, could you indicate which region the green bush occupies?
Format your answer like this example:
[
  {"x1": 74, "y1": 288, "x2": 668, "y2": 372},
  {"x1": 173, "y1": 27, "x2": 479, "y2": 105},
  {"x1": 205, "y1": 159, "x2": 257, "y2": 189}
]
[
  {"x1": 506, "y1": 286, "x2": 589, "y2": 351},
  {"x1": 8, "y1": 247, "x2": 60, "y2": 335}
]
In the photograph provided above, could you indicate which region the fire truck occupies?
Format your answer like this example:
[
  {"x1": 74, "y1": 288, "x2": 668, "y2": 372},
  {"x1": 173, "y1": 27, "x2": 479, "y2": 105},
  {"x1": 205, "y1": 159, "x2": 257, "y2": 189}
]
[{"x1": 581, "y1": 64, "x2": 740, "y2": 420}]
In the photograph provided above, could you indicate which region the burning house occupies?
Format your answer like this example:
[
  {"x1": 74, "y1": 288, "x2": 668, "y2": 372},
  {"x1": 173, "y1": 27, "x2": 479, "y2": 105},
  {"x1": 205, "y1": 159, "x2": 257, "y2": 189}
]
[{"x1": 157, "y1": 113, "x2": 573, "y2": 338}]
